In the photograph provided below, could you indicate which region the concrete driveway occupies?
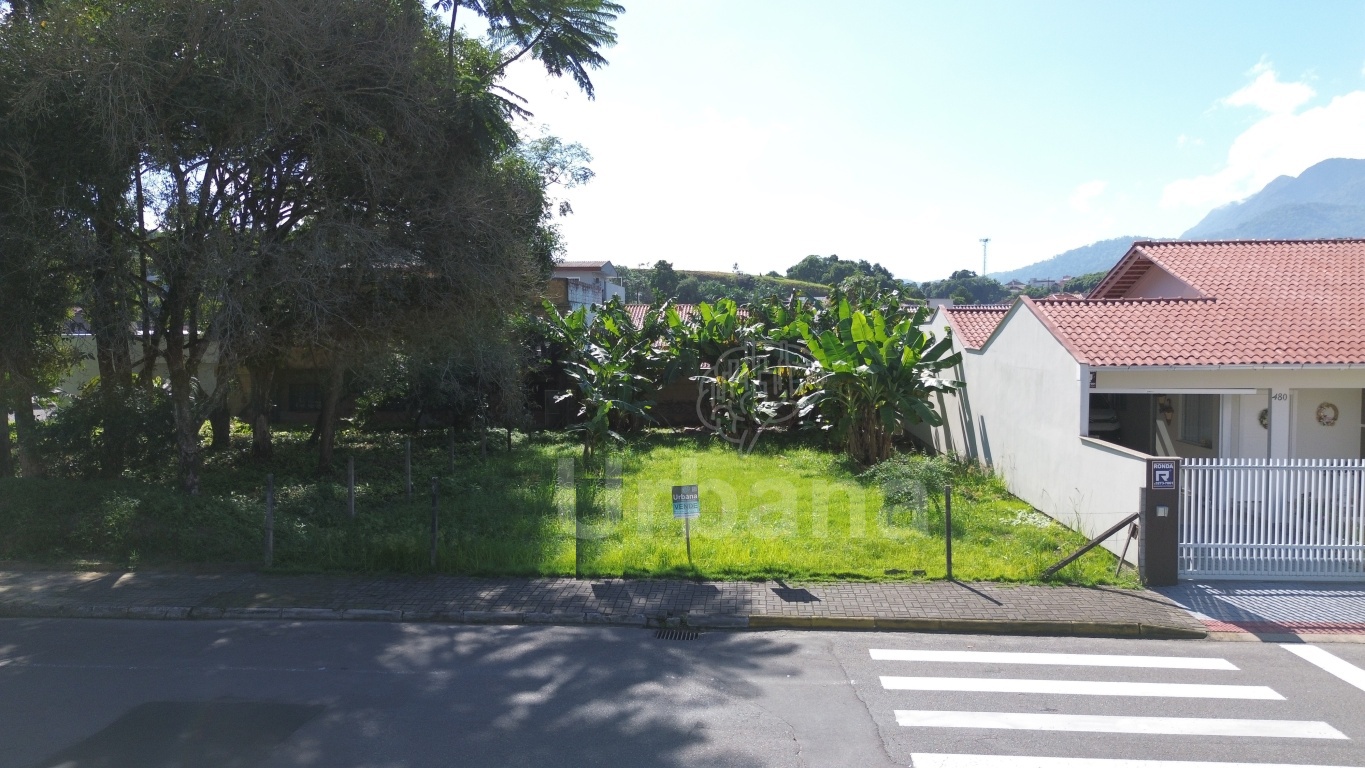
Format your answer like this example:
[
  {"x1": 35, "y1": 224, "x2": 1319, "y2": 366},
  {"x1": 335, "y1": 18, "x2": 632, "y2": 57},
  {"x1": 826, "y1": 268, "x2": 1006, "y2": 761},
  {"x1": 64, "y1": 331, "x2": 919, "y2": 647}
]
[{"x1": 1157, "y1": 580, "x2": 1365, "y2": 637}]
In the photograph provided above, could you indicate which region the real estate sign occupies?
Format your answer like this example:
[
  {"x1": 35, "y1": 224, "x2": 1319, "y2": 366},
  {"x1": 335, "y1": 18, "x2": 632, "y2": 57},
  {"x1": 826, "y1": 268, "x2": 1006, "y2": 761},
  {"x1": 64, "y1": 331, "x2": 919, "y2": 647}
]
[{"x1": 672, "y1": 485, "x2": 700, "y2": 519}]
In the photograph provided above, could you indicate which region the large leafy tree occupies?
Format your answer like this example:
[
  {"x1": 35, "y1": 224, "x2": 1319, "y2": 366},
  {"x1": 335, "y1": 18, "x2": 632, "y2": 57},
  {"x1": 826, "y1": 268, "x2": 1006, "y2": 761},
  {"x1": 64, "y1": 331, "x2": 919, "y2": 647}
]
[
  {"x1": 431, "y1": 0, "x2": 623, "y2": 98},
  {"x1": 1, "y1": 0, "x2": 602, "y2": 491},
  {"x1": 786, "y1": 254, "x2": 897, "y2": 290}
]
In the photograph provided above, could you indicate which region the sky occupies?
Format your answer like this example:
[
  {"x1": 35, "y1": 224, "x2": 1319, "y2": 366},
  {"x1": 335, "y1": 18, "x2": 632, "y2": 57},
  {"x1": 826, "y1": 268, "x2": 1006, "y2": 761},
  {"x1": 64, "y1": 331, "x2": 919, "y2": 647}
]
[{"x1": 480, "y1": 1, "x2": 1365, "y2": 282}]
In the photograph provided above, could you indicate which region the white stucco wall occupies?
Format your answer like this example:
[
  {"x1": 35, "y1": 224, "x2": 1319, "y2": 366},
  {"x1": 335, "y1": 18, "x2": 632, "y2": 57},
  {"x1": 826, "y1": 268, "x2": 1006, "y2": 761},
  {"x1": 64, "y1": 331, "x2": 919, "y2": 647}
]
[
  {"x1": 924, "y1": 306, "x2": 1147, "y2": 559},
  {"x1": 1126, "y1": 267, "x2": 1202, "y2": 299},
  {"x1": 1293, "y1": 388, "x2": 1361, "y2": 459}
]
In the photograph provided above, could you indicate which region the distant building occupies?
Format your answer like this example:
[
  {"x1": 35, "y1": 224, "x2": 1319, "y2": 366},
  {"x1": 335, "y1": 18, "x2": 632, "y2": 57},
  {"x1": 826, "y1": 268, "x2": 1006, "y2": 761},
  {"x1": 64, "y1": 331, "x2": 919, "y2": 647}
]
[{"x1": 547, "y1": 260, "x2": 626, "y2": 313}]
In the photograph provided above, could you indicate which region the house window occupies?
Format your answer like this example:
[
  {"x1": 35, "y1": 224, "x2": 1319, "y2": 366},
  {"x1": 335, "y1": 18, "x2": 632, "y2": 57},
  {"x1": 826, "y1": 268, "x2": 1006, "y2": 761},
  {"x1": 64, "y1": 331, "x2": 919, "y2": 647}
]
[
  {"x1": 1180, "y1": 394, "x2": 1218, "y2": 448},
  {"x1": 288, "y1": 379, "x2": 323, "y2": 412}
]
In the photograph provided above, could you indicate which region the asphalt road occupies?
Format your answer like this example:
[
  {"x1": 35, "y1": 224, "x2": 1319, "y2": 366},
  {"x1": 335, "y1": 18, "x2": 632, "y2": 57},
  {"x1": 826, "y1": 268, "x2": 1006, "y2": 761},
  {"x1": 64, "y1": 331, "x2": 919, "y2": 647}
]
[{"x1": 1, "y1": 619, "x2": 1363, "y2": 768}]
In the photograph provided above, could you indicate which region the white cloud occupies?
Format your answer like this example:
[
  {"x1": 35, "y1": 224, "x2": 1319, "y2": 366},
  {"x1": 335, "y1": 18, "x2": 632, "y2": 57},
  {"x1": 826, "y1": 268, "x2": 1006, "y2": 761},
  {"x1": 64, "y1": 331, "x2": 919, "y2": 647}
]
[
  {"x1": 1162, "y1": 64, "x2": 1365, "y2": 209},
  {"x1": 1221, "y1": 63, "x2": 1315, "y2": 114},
  {"x1": 1067, "y1": 180, "x2": 1107, "y2": 213},
  {"x1": 1176, "y1": 134, "x2": 1203, "y2": 149}
]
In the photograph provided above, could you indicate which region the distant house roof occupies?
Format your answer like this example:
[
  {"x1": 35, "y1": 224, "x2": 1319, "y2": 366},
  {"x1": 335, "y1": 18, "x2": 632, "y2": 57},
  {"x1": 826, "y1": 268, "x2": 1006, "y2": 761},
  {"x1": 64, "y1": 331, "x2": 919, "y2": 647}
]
[
  {"x1": 940, "y1": 304, "x2": 1012, "y2": 349},
  {"x1": 555, "y1": 260, "x2": 614, "y2": 272},
  {"x1": 948, "y1": 239, "x2": 1365, "y2": 366},
  {"x1": 626, "y1": 303, "x2": 699, "y2": 328}
]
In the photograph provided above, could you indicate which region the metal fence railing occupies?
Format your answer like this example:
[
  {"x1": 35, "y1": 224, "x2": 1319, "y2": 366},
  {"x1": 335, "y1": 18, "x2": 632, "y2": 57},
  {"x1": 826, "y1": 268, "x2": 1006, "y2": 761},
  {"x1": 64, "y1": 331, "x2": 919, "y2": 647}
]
[{"x1": 1180, "y1": 458, "x2": 1365, "y2": 581}]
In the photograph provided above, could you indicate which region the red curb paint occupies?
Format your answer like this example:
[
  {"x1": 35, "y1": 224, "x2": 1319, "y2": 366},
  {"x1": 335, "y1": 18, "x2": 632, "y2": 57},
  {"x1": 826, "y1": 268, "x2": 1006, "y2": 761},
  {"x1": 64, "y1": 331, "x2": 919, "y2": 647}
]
[{"x1": 1204, "y1": 619, "x2": 1365, "y2": 635}]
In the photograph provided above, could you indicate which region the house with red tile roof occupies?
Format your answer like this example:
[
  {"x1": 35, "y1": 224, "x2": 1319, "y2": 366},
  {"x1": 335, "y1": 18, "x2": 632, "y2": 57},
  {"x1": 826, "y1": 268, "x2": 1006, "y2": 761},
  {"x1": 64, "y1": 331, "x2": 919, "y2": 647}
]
[{"x1": 913, "y1": 239, "x2": 1365, "y2": 562}]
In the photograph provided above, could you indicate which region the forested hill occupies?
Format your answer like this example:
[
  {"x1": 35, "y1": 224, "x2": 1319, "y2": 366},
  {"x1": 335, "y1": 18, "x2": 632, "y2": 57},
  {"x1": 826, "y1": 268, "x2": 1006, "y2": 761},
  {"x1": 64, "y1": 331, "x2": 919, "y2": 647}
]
[{"x1": 1181, "y1": 157, "x2": 1365, "y2": 239}]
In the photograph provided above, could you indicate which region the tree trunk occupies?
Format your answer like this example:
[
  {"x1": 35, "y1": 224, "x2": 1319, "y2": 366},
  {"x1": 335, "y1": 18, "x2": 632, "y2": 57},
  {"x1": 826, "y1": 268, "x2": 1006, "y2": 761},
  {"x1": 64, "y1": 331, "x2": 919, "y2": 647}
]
[
  {"x1": 317, "y1": 362, "x2": 346, "y2": 472},
  {"x1": 90, "y1": 192, "x2": 133, "y2": 393},
  {"x1": 208, "y1": 405, "x2": 231, "y2": 450},
  {"x1": 247, "y1": 361, "x2": 277, "y2": 460},
  {"x1": 0, "y1": 408, "x2": 12, "y2": 478},
  {"x1": 164, "y1": 343, "x2": 202, "y2": 495},
  {"x1": 12, "y1": 392, "x2": 41, "y2": 478},
  {"x1": 848, "y1": 411, "x2": 892, "y2": 466},
  {"x1": 207, "y1": 357, "x2": 232, "y2": 450},
  {"x1": 169, "y1": 376, "x2": 201, "y2": 494}
]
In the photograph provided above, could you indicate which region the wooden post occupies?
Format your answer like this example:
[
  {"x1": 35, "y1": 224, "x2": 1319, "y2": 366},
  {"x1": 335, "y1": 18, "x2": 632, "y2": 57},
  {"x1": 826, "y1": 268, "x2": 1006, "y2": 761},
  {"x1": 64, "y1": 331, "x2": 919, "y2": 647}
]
[
  {"x1": 347, "y1": 456, "x2": 355, "y2": 519},
  {"x1": 405, "y1": 438, "x2": 413, "y2": 501},
  {"x1": 264, "y1": 474, "x2": 275, "y2": 567},
  {"x1": 429, "y1": 477, "x2": 439, "y2": 569},
  {"x1": 944, "y1": 483, "x2": 953, "y2": 581},
  {"x1": 684, "y1": 516, "x2": 692, "y2": 564}
]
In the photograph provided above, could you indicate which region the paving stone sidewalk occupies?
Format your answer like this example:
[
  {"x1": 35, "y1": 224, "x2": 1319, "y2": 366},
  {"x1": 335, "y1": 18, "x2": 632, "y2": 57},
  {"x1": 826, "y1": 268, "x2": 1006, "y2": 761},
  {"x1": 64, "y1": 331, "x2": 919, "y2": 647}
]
[{"x1": 0, "y1": 569, "x2": 1205, "y2": 637}]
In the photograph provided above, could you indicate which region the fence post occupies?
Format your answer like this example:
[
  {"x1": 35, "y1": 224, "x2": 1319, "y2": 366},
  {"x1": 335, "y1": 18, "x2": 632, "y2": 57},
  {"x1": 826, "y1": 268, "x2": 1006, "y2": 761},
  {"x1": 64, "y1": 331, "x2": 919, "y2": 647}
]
[
  {"x1": 944, "y1": 483, "x2": 953, "y2": 581},
  {"x1": 347, "y1": 456, "x2": 356, "y2": 519},
  {"x1": 405, "y1": 438, "x2": 413, "y2": 501},
  {"x1": 429, "y1": 476, "x2": 439, "y2": 569},
  {"x1": 264, "y1": 473, "x2": 275, "y2": 567}
]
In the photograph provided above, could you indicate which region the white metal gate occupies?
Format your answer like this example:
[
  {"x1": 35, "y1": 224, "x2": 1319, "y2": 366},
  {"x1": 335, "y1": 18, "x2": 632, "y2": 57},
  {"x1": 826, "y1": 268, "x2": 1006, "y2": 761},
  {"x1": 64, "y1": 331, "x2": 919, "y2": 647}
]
[{"x1": 1179, "y1": 458, "x2": 1365, "y2": 581}]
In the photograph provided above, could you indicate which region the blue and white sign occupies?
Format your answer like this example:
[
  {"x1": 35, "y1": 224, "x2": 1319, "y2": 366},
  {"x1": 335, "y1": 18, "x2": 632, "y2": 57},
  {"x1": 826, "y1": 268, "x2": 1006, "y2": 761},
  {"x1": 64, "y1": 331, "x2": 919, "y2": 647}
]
[
  {"x1": 1151, "y1": 461, "x2": 1176, "y2": 490},
  {"x1": 672, "y1": 485, "x2": 700, "y2": 519}
]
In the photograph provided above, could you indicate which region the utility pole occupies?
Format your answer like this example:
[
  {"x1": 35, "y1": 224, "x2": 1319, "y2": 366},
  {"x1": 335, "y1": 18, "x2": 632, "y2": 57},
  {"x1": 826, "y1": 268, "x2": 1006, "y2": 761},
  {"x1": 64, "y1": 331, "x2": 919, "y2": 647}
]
[{"x1": 980, "y1": 238, "x2": 990, "y2": 276}]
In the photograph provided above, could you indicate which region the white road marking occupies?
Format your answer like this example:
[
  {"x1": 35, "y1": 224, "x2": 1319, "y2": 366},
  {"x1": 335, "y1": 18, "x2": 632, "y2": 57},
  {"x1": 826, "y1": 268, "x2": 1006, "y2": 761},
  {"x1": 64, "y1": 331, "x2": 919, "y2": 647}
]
[
  {"x1": 893, "y1": 710, "x2": 1346, "y2": 739},
  {"x1": 1281, "y1": 644, "x2": 1365, "y2": 693},
  {"x1": 910, "y1": 754, "x2": 1358, "y2": 768},
  {"x1": 871, "y1": 649, "x2": 1237, "y2": 670},
  {"x1": 879, "y1": 676, "x2": 1281, "y2": 699}
]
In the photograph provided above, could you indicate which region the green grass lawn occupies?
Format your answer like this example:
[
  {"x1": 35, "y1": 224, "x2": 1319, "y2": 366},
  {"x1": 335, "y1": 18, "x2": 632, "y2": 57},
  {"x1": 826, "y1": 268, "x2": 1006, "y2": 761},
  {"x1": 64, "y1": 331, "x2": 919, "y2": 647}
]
[{"x1": 0, "y1": 428, "x2": 1136, "y2": 585}]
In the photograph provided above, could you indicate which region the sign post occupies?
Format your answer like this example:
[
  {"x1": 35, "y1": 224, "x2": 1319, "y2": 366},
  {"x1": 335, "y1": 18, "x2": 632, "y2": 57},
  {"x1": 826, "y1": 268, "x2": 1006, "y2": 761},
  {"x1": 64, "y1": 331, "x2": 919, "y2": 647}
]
[{"x1": 672, "y1": 485, "x2": 700, "y2": 563}]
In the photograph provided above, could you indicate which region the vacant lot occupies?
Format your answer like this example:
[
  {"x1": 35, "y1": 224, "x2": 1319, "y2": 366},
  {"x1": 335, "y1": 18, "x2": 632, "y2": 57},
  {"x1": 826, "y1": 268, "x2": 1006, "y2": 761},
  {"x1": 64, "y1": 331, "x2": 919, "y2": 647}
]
[{"x1": 0, "y1": 429, "x2": 1134, "y2": 585}]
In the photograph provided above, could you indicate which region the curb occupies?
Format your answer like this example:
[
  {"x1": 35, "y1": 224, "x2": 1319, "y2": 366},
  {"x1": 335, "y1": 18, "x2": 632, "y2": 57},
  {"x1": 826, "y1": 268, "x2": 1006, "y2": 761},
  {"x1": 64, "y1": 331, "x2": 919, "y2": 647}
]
[
  {"x1": 744, "y1": 615, "x2": 1204, "y2": 639},
  {"x1": 0, "y1": 600, "x2": 1206, "y2": 639}
]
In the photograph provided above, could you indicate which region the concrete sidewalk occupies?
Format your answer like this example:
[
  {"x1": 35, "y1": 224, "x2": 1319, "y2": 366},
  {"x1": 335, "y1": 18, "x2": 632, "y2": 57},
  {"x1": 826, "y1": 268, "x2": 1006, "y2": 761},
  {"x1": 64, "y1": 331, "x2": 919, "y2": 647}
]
[{"x1": 0, "y1": 568, "x2": 1205, "y2": 638}]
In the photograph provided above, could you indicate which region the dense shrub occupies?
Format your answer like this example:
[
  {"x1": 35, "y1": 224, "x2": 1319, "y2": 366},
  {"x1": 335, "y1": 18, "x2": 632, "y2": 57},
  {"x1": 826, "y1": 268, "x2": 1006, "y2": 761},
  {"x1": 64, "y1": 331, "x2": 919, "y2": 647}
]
[{"x1": 38, "y1": 386, "x2": 178, "y2": 478}]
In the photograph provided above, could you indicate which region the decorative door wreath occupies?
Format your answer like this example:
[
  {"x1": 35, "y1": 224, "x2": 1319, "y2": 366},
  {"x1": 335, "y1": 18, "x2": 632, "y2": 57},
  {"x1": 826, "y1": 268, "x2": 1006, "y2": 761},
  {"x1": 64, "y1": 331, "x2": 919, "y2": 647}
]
[
  {"x1": 1316, "y1": 402, "x2": 1339, "y2": 427},
  {"x1": 1258, "y1": 408, "x2": 1268, "y2": 429}
]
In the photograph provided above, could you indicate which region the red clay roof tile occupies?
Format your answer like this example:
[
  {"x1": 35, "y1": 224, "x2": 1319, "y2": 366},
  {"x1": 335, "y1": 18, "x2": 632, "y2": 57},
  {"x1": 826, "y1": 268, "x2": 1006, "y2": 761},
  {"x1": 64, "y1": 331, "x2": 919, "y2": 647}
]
[
  {"x1": 941, "y1": 305, "x2": 1012, "y2": 349},
  {"x1": 1032, "y1": 239, "x2": 1365, "y2": 366}
]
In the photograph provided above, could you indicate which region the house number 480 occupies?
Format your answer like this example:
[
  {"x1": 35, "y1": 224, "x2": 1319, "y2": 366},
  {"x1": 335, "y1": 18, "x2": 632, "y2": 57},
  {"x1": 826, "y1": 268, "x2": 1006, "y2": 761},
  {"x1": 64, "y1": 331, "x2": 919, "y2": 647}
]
[{"x1": 1271, "y1": 393, "x2": 1289, "y2": 401}]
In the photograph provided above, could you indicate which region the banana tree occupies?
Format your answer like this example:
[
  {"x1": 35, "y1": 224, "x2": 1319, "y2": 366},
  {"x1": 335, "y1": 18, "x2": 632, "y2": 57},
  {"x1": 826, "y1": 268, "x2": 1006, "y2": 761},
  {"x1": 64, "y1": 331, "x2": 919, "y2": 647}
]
[
  {"x1": 796, "y1": 299, "x2": 962, "y2": 465},
  {"x1": 557, "y1": 341, "x2": 655, "y2": 460}
]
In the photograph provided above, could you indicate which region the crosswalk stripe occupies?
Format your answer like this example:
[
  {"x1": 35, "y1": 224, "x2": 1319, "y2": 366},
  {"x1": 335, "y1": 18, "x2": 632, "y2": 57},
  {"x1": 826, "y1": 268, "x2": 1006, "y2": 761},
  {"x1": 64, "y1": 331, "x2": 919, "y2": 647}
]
[
  {"x1": 880, "y1": 676, "x2": 1282, "y2": 700},
  {"x1": 870, "y1": 650, "x2": 1237, "y2": 670},
  {"x1": 893, "y1": 710, "x2": 1347, "y2": 739},
  {"x1": 910, "y1": 754, "x2": 1357, "y2": 768},
  {"x1": 1280, "y1": 644, "x2": 1365, "y2": 693}
]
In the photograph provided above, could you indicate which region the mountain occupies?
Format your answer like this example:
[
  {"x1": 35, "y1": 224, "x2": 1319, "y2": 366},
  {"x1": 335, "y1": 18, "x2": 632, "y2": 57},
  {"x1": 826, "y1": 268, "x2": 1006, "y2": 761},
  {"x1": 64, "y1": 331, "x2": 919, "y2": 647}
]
[
  {"x1": 986, "y1": 157, "x2": 1365, "y2": 283},
  {"x1": 1181, "y1": 157, "x2": 1365, "y2": 239},
  {"x1": 988, "y1": 236, "x2": 1150, "y2": 284}
]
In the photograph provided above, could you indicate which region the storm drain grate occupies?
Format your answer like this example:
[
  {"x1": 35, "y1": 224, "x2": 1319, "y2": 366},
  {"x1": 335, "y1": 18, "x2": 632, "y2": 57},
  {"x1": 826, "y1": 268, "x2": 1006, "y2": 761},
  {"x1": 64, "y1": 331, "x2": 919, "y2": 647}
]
[{"x1": 654, "y1": 628, "x2": 700, "y2": 641}]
